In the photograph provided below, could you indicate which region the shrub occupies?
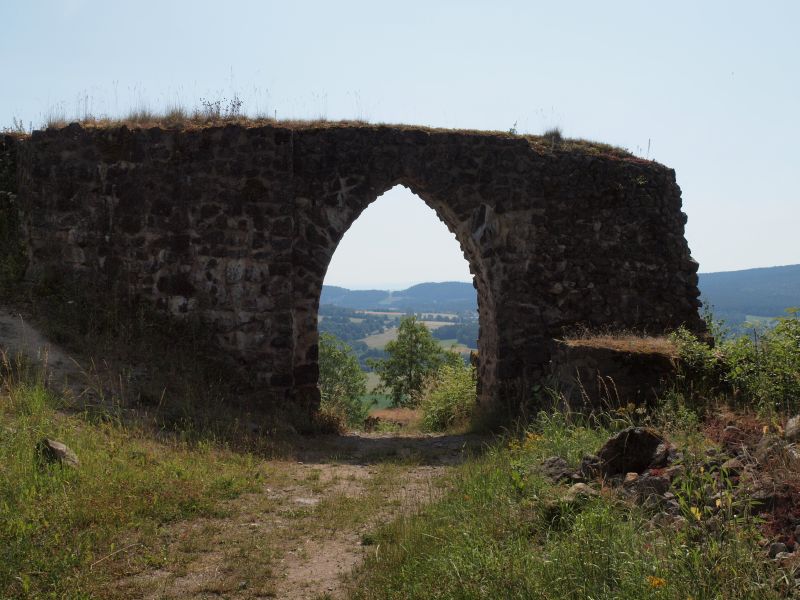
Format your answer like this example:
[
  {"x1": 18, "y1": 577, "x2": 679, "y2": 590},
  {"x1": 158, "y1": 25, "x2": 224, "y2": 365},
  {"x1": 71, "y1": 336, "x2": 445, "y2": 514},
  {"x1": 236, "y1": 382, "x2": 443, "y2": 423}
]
[
  {"x1": 542, "y1": 126, "x2": 563, "y2": 145},
  {"x1": 419, "y1": 361, "x2": 476, "y2": 431},
  {"x1": 369, "y1": 316, "x2": 450, "y2": 408},
  {"x1": 671, "y1": 309, "x2": 800, "y2": 415},
  {"x1": 318, "y1": 333, "x2": 370, "y2": 428},
  {"x1": 724, "y1": 310, "x2": 800, "y2": 413}
]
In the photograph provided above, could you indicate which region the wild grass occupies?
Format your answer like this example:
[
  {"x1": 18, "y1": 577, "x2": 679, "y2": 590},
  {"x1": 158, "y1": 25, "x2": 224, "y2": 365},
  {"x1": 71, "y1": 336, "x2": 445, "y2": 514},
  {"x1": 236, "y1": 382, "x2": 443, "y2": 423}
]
[
  {"x1": 5, "y1": 96, "x2": 634, "y2": 159},
  {"x1": 347, "y1": 410, "x2": 789, "y2": 599},
  {"x1": 0, "y1": 352, "x2": 264, "y2": 598},
  {"x1": 561, "y1": 329, "x2": 678, "y2": 356},
  {"x1": 671, "y1": 308, "x2": 800, "y2": 415},
  {"x1": 0, "y1": 346, "x2": 437, "y2": 598}
]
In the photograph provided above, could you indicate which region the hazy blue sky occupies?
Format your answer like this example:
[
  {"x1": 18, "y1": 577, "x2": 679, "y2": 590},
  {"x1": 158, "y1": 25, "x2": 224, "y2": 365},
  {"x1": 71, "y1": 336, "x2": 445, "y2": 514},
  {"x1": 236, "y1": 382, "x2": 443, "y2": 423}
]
[{"x1": 2, "y1": 1, "x2": 797, "y2": 289}]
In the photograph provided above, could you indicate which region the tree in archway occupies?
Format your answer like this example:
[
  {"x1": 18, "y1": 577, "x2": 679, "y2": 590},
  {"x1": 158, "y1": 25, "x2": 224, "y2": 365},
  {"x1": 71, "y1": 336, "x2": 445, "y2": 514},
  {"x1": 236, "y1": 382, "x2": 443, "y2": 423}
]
[
  {"x1": 370, "y1": 315, "x2": 454, "y2": 407},
  {"x1": 318, "y1": 333, "x2": 370, "y2": 427}
]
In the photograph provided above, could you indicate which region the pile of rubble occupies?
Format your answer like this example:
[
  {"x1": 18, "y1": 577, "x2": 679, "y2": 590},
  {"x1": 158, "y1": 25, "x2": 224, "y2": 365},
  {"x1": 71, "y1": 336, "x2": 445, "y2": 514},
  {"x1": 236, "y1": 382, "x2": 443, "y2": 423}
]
[{"x1": 538, "y1": 417, "x2": 800, "y2": 566}]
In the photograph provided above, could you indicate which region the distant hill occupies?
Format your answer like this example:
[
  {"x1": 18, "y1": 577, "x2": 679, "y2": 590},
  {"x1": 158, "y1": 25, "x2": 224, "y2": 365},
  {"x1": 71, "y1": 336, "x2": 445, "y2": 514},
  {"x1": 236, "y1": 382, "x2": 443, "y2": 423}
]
[
  {"x1": 322, "y1": 264, "x2": 800, "y2": 329},
  {"x1": 320, "y1": 281, "x2": 477, "y2": 313},
  {"x1": 698, "y1": 264, "x2": 800, "y2": 329},
  {"x1": 320, "y1": 286, "x2": 391, "y2": 309}
]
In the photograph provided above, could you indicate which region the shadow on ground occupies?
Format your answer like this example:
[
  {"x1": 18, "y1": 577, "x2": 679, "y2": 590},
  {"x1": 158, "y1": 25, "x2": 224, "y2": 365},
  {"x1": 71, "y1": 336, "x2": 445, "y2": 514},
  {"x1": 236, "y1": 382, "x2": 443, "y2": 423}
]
[{"x1": 288, "y1": 431, "x2": 494, "y2": 466}]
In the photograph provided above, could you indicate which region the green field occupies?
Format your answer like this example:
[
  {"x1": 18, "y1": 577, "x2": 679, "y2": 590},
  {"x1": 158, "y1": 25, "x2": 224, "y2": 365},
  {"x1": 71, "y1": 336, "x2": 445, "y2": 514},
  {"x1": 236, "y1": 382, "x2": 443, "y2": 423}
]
[
  {"x1": 361, "y1": 327, "x2": 399, "y2": 349},
  {"x1": 360, "y1": 322, "x2": 475, "y2": 352},
  {"x1": 435, "y1": 338, "x2": 474, "y2": 354},
  {"x1": 744, "y1": 315, "x2": 780, "y2": 327},
  {"x1": 419, "y1": 320, "x2": 449, "y2": 330},
  {"x1": 365, "y1": 371, "x2": 381, "y2": 391},
  {"x1": 360, "y1": 392, "x2": 392, "y2": 410},
  {"x1": 361, "y1": 372, "x2": 391, "y2": 409}
]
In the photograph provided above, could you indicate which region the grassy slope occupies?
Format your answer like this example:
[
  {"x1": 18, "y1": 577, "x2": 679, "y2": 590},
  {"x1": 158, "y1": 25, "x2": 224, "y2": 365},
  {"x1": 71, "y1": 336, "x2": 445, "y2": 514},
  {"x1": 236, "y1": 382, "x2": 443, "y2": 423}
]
[
  {"x1": 0, "y1": 373, "x2": 264, "y2": 598},
  {"x1": 0, "y1": 363, "x2": 446, "y2": 599},
  {"x1": 348, "y1": 413, "x2": 788, "y2": 599}
]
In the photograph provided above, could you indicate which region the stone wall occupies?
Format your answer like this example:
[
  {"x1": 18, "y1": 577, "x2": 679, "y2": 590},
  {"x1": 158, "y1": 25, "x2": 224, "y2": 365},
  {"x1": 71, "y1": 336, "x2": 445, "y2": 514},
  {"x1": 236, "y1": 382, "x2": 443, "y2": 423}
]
[
  {"x1": 0, "y1": 135, "x2": 27, "y2": 290},
  {"x1": 0, "y1": 135, "x2": 18, "y2": 194},
  {"x1": 549, "y1": 339, "x2": 680, "y2": 411},
  {"x1": 12, "y1": 123, "x2": 705, "y2": 420}
]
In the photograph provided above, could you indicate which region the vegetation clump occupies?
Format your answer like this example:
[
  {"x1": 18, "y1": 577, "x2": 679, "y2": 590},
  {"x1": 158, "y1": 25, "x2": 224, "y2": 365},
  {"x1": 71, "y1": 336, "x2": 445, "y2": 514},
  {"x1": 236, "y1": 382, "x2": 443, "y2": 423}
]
[
  {"x1": 348, "y1": 408, "x2": 791, "y2": 599},
  {"x1": 343, "y1": 310, "x2": 800, "y2": 598},
  {"x1": 0, "y1": 355, "x2": 262, "y2": 598},
  {"x1": 369, "y1": 315, "x2": 459, "y2": 408},
  {"x1": 671, "y1": 308, "x2": 800, "y2": 415},
  {"x1": 6, "y1": 96, "x2": 634, "y2": 159},
  {"x1": 318, "y1": 332, "x2": 371, "y2": 428},
  {"x1": 418, "y1": 360, "x2": 476, "y2": 432}
]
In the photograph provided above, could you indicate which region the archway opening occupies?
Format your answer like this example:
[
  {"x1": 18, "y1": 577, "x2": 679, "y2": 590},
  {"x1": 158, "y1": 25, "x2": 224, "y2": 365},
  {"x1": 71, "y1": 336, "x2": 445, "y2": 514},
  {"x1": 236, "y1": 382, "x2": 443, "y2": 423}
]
[{"x1": 317, "y1": 184, "x2": 482, "y2": 431}]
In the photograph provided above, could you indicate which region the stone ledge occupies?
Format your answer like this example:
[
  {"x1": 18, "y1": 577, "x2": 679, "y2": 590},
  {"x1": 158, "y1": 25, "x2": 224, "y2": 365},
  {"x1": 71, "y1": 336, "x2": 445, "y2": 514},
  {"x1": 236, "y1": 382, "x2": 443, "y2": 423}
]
[{"x1": 550, "y1": 336, "x2": 679, "y2": 411}]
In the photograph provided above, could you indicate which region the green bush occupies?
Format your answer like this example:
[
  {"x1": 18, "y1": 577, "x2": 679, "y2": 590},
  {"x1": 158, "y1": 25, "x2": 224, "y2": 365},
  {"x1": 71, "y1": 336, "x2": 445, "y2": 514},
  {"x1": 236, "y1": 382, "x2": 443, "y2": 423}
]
[
  {"x1": 671, "y1": 309, "x2": 800, "y2": 414},
  {"x1": 369, "y1": 315, "x2": 452, "y2": 408},
  {"x1": 318, "y1": 333, "x2": 370, "y2": 428},
  {"x1": 724, "y1": 310, "x2": 800, "y2": 413},
  {"x1": 419, "y1": 361, "x2": 476, "y2": 431}
]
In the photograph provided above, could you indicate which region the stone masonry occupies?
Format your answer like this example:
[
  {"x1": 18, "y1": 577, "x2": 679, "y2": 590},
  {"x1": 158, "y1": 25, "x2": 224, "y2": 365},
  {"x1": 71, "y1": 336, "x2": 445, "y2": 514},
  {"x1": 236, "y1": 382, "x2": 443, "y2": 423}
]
[{"x1": 2, "y1": 123, "x2": 705, "y2": 420}]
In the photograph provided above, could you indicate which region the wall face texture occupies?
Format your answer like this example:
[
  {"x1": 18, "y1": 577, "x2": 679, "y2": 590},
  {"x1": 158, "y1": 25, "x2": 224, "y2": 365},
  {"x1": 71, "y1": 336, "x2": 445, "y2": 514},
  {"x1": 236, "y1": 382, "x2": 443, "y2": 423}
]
[{"x1": 14, "y1": 123, "x2": 704, "y2": 418}]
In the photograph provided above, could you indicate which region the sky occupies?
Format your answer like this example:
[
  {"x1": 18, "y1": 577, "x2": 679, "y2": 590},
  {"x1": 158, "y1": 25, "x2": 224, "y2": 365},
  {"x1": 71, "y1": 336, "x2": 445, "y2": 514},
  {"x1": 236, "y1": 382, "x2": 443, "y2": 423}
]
[{"x1": 2, "y1": 1, "x2": 798, "y2": 289}]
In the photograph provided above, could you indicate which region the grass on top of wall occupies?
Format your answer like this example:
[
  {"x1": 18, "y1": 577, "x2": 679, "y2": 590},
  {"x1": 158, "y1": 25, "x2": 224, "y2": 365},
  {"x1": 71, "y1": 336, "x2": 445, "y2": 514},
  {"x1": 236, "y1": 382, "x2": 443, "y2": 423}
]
[{"x1": 5, "y1": 96, "x2": 633, "y2": 159}]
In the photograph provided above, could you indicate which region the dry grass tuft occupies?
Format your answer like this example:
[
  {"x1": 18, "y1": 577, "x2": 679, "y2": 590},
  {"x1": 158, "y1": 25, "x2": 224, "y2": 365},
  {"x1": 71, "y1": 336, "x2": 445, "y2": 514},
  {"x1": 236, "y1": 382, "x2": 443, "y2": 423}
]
[
  {"x1": 7, "y1": 102, "x2": 634, "y2": 159},
  {"x1": 561, "y1": 332, "x2": 677, "y2": 356}
]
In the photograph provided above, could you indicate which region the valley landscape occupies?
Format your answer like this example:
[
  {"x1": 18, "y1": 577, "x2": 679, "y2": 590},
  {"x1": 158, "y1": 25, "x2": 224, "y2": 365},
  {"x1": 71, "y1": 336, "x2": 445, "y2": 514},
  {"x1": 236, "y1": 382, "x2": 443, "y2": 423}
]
[{"x1": 321, "y1": 266, "x2": 800, "y2": 417}]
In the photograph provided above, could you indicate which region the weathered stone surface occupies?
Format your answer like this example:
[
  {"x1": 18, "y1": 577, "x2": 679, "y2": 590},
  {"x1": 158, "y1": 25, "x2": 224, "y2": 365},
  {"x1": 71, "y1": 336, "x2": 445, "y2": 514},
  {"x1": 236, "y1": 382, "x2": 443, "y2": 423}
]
[
  {"x1": 579, "y1": 454, "x2": 603, "y2": 479},
  {"x1": 721, "y1": 457, "x2": 745, "y2": 476},
  {"x1": 721, "y1": 425, "x2": 747, "y2": 455},
  {"x1": 549, "y1": 339, "x2": 679, "y2": 410},
  {"x1": 539, "y1": 456, "x2": 582, "y2": 483},
  {"x1": 785, "y1": 415, "x2": 800, "y2": 442},
  {"x1": 630, "y1": 473, "x2": 671, "y2": 502},
  {"x1": 596, "y1": 427, "x2": 669, "y2": 477},
  {"x1": 37, "y1": 438, "x2": 79, "y2": 468},
  {"x1": 5, "y1": 124, "x2": 705, "y2": 418},
  {"x1": 747, "y1": 479, "x2": 786, "y2": 511},
  {"x1": 769, "y1": 542, "x2": 788, "y2": 559},
  {"x1": 755, "y1": 435, "x2": 788, "y2": 464},
  {"x1": 623, "y1": 472, "x2": 639, "y2": 486},
  {"x1": 562, "y1": 482, "x2": 598, "y2": 502}
]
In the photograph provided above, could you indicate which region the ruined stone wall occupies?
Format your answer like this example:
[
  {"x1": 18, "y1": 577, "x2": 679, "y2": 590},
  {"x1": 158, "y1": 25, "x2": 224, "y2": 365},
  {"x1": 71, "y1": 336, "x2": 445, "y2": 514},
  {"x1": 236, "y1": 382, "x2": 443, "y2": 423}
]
[
  {"x1": 0, "y1": 135, "x2": 17, "y2": 194},
  {"x1": 550, "y1": 339, "x2": 680, "y2": 410},
  {"x1": 0, "y1": 135, "x2": 27, "y2": 291},
  {"x1": 14, "y1": 123, "x2": 704, "y2": 418}
]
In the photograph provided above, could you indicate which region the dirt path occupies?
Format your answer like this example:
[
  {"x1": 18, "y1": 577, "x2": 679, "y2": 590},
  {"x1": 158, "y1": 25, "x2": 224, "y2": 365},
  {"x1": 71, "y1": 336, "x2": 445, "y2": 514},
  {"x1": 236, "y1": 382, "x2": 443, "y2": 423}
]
[
  {"x1": 0, "y1": 308, "x2": 486, "y2": 599},
  {"x1": 113, "y1": 432, "x2": 483, "y2": 600}
]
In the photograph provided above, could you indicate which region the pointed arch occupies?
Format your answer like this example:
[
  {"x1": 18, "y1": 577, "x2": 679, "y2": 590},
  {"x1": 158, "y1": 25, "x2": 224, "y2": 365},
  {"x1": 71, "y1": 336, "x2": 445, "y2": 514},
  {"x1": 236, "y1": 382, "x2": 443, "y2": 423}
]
[{"x1": 290, "y1": 175, "x2": 499, "y2": 418}]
